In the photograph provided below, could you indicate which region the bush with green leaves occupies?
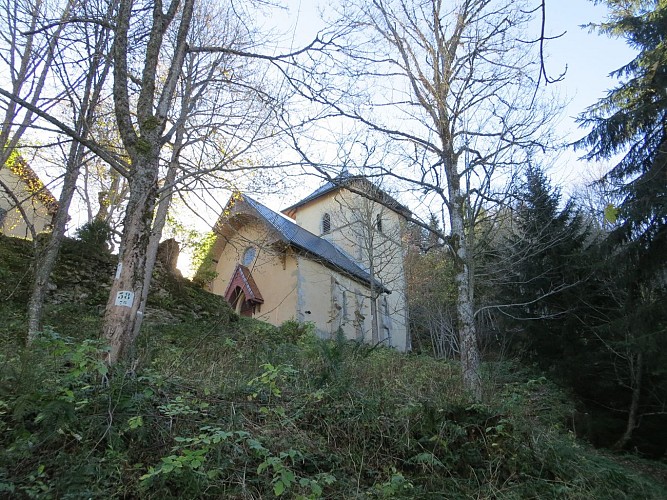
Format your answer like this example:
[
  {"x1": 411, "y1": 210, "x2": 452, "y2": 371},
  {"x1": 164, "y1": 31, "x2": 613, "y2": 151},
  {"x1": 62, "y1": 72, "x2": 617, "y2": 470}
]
[
  {"x1": 1, "y1": 317, "x2": 665, "y2": 498},
  {"x1": 75, "y1": 219, "x2": 113, "y2": 252}
]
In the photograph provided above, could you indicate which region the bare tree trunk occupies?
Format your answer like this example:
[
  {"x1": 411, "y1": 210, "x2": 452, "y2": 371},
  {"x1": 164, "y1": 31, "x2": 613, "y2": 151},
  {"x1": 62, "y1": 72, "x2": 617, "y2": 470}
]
[
  {"x1": 102, "y1": 0, "x2": 194, "y2": 363},
  {"x1": 27, "y1": 145, "x2": 82, "y2": 340},
  {"x1": 129, "y1": 173, "x2": 175, "y2": 341},
  {"x1": 614, "y1": 351, "x2": 643, "y2": 450},
  {"x1": 130, "y1": 53, "x2": 194, "y2": 341},
  {"x1": 457, "y1": 277, "x2": 481, "y2": 399},
  {"x1": 27, "y1": 7, "x2": 113, "y2": 340},
  {"x1": 103, "y1": 158, "x2": 159, "y2": 363},
  {"x1": 130, "y1": 145, "x2": 181, "y2": 341},
  {"x1": 450, "y1": 189, "x2": 482, "y2": 400}
]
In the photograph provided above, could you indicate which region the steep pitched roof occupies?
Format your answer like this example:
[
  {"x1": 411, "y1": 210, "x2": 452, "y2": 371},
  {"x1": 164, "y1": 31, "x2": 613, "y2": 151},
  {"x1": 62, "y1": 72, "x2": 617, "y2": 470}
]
[
  {"x1": 224, "y1": 264, "x2": 264, "y2": 303},
  {"x1": 282, "y1": 171, "x2": 411, "y2": 219},
  {"x1": 226, "y1": 194, "x2": 390, "y2": 293}
]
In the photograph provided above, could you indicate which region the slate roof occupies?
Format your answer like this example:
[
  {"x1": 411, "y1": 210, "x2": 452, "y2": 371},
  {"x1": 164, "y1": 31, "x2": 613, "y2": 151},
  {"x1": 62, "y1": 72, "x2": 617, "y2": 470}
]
[
  {"x1": 282, "y1": 171, "x2": 411, "y2": 218},
  {"x1": 238, "y1": 195, "x2": 390, "y2": 293}
]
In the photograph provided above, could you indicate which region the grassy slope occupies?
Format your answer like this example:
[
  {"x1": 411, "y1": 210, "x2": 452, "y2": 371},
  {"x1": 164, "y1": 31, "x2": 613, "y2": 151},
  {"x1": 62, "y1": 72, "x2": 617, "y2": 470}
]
[{"x1": 0, "y1": 235, "x2": 665, "y2": 498}]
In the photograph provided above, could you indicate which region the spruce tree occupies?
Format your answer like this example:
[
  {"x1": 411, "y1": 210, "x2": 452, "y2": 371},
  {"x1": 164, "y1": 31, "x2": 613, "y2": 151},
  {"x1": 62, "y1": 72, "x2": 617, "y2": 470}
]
[
  {"x1": 575, "y1": 0, "x2": 666, "y2": 279},
  {"x1": 575, "y1": 0, "x2": 667, "y2": 452},
  {"x1": 500, "y1": 165, "x2": 589, "y2": 366}
]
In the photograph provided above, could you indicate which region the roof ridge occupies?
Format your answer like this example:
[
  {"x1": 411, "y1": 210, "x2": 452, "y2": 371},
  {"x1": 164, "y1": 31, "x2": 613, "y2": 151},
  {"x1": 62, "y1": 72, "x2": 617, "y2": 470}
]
[
  {"x1": 238, "y1": 194, "x2": 389, "y2": 293},
  {"x1": 280, "y1": 174, "x2": 410, "y2": 218}
]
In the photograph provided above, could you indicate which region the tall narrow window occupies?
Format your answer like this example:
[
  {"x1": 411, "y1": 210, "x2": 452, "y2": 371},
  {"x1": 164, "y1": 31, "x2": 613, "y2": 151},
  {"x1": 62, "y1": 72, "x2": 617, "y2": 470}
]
[
  {"x1": 380, "y1": 295, "x2": 392, "y2": 345},
  {"x1": 342, "y1": 291, "x2": 348, "y2": 320},
  {"x1": 242, "y1": 246, "x2": 256, "y2": 266},
  {"x1": 376, "y1": 214, "x2": 383, "y2": 234},
  {"x1": 354, "y1": 289, "x2": 365, "y2": 340},
  {"x1": 322, "y1": 212, "x2": 331, "y2": 234},
  {"x1": 331, "y1": 277, "x2": 343, "y2": 321}
]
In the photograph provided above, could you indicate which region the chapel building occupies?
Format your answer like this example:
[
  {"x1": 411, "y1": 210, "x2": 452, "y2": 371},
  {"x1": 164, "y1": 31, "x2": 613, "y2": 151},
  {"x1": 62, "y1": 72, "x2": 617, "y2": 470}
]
[{"x1": 203, "y1": 172, "x2": 411, "y2": 350}]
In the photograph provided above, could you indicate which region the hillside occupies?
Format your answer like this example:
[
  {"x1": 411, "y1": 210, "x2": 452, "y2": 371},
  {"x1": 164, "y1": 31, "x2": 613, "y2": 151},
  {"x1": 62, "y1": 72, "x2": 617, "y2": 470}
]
[{"x1": 0, "y1": 235, "x2": 665, "y2": 498}]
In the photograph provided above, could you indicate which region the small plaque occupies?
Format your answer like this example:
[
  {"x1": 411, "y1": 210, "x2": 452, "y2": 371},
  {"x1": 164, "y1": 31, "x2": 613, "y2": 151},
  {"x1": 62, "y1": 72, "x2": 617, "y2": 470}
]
[{"x1": 115, "y1": 290, "x2": 135, "y2": 307}]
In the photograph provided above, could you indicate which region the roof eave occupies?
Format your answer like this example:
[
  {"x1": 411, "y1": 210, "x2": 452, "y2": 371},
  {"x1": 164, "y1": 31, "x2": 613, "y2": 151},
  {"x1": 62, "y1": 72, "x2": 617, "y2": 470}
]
[{"x1": 289, "y1": 242, "x2": 390, "y2": 294}]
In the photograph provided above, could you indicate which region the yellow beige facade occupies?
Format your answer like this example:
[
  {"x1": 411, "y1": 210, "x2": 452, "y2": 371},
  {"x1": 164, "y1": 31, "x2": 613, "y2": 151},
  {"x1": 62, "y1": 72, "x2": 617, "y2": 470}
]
[
  {"x1": 208, "y1": 219, "x2": 299, "y2": 327},
  {"x1": 206, "y1": 179, "x2": 410, "y2": 351},
  {"x1": 288, "y1": 188, "x2": 408, "y2": 349}
]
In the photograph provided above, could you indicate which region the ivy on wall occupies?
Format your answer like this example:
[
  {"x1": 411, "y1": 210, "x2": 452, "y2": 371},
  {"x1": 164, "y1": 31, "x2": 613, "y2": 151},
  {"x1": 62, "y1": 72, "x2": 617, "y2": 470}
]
[{"x1": 3, "y1": 149, "x2": 58, "y2": 214}]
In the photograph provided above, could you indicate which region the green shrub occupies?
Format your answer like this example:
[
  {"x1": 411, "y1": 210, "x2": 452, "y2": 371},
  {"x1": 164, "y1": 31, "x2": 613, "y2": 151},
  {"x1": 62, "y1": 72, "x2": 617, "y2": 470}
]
[
  {"x1": 191, "y1": 231, "x2": 218, "y2": 287},
  {"x1": 75, "y1": 219, "x2": 112, "y2": 252},
  {"x1": 1, "y1": 328, "x2": 665, "y2": 499},
  {"x1": 1, "y1": 230, "x2": 665, "y2": 498}
]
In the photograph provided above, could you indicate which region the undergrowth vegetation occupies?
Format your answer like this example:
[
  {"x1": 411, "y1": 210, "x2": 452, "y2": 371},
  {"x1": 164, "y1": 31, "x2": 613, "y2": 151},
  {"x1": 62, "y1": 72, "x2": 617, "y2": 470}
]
[
  {"x1": 0, "y1": 235, "x2": 665, "y2": 498},
  {"x1": 1, "y1": 321, "x2": 665, "y2": 498}
]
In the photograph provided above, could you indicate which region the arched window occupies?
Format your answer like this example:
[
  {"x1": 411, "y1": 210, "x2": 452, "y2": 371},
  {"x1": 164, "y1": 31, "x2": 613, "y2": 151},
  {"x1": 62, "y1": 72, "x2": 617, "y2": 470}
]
[
  {"x1": 322, "y1": 212, "x2": 331, "y2": 234},
  {"x1": 242, "y1": 246, "x2": 256, "y2": 266},
  {"x1": 376, "y1": 214, "x2": 383, "y2": 234}
]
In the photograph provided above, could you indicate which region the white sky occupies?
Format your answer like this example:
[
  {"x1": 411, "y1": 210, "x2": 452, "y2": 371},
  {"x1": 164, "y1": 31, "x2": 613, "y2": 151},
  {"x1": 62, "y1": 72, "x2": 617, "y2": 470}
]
[
  {"x1": 181, "y1": 0, "x2": 635, "y2": 276},
  {"x1": 264, "y1": 0, "x2": 636, "y2": 202}
]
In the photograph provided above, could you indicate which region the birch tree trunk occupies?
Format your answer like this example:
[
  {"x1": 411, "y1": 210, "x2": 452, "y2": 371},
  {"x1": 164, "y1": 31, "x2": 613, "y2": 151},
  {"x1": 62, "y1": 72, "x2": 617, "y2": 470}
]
[{"x1": 449, "y1": 193, "x2": 481, "y2": 399}]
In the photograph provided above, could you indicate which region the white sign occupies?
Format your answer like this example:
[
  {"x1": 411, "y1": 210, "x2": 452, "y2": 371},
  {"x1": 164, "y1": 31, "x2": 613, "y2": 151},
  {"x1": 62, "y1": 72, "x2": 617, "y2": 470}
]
[{"x1": 115, "y1": 290, "x2": 135, "y2": 307}]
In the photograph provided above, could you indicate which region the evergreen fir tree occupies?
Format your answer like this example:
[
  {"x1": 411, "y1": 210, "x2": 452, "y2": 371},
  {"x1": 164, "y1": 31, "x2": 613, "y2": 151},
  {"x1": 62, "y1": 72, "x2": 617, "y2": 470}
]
[
  {"x1": 575, "y1": 0, "x2": 666, "y2": 281},
  {"x1": 499, "y1": 165, "x2": 589, "y2": 363},
  {"x1": 574, "y1": 0, "x2": 667, "y2": 452}
]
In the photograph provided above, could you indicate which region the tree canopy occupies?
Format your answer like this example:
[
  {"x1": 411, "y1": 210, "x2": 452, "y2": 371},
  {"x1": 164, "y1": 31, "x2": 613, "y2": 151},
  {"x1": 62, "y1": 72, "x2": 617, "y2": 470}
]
[
  {"x1": 576, "y1": 0, "x2": 666, "y2": 276},
  {"x1": 573, "y1": 0, "x2": 667, "y2": 452}
]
